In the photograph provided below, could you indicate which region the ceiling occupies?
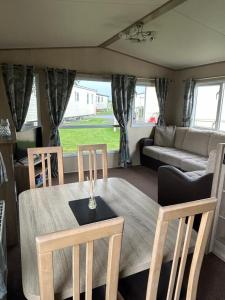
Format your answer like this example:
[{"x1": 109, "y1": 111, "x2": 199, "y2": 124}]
[
  {"x1": 110, "y1": 0, "x2": 225, "y2": 69},
  {"x1": 0, "y1": 0, "x2": 225, "y2": 69},
  {"x1": 0, "y1": 0, "x2": 168, "y2": 48}
]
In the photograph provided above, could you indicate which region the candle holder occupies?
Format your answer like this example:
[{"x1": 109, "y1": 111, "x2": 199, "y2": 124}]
[
  {"x1": 87, "y1": 176, "x2": 97, "y2": 210},
  {"x1": 0, "y1": 119, "x2": 11, "y2": 140}
]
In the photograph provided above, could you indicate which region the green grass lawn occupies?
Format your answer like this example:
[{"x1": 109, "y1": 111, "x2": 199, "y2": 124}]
[
  {"x1": 59, "y1": 127, "x2": 120, "y2": 152},
  {"x1": 63, "y1": 117, "x2": 112, "y2": 126}
]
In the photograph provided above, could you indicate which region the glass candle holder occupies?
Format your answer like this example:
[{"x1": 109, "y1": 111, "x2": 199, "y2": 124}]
[
  {"x1": 0, "y1": 119, "x2": 11, "y2": 139},
  {"x1": 88, "y1": 177, "x2": 97, "y2": 210}
]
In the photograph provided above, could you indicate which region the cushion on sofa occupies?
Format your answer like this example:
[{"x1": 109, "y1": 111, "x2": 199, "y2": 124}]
[
  {"x1": 154, "y1": 126, "x2": 176, "y2": 147},
  {"x1": 185, "y1": 170, "x2": 206, "y2": 180},
  {"x1": 143, "y1": 145, "x2": 208, "y2": 171},
  {"x1": 208, "y1": 132, "x2": 225, "y2": 155},
  {"x1": 180, "y1": 157, "x2": 208, "y2": 171},
  {"x1": 174, "y1": 127, "x2": 188, "y2": 149},
  {"x1": 181, "y1": 129, "x2": 211, "y2": 157}
]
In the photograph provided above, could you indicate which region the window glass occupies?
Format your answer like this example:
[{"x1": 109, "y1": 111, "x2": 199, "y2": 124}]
[
  {"x1": 193, "y1": 85, "x2": 220, "y2": 129},
  {"x1": 132, "y1": 84, "x2": 159, "y2": 126},
  {"x1": 60, "y1": 80, "x2": 119, "y2": 153},
  {"x1": 220, "y1": 95, "x2": 225, "y2": 131}
]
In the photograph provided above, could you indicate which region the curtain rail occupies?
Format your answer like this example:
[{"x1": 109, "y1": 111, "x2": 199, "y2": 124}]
[
  {"x1": 0, "y1": 64, "x2": 174, "y2": 82},
  {"x1": 183, "y1": 75, "x2": 225, "y2": 82}
]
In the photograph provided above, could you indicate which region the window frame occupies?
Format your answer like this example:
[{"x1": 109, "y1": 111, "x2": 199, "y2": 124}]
[
  {"x1": 131, "y1": 79, "x2": 158, "y2": 128},
  {"x1": 192, "y1": 79, "x2": 225, "y2": 132},
  {"x1": 59, "y1": 75, "x2": 120, "y2": 154},
  {"x1": 62, "y1": 75, "x2": 119, "y2": 129}
]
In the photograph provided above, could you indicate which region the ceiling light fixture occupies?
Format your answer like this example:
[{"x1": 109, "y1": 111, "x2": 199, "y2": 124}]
[{"x1": 119, "y1": 22, "x2": 157, "y2": 43}]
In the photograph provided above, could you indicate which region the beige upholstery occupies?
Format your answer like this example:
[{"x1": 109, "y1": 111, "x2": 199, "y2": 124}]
[
  {"x1": 174, "y1": 127, "x2": 188, "y2": 149},
  {"x1": 208, "y1": 132, "x2": 225, "y2": 155},
  {"x1": 185, "y1": 170, "x2": 206, "y2": 180},
  {"x1": 143, "y1": 146, "x2": 208, "y2": 171},
  {"x1": 154, "y1": 126, "x2": 176, "y2": 147},
  {"x1": 181, "y1": 129, "x2": 211, "y2": 157},
  {"x1": 143, "y1": 127, "x2": 225, "y2": 172}
]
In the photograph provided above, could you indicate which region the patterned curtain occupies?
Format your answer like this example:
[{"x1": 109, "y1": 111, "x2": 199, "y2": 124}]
[
  {"x1": 2, "y1": 64, "x2": 34, "y2": 132},
  {"x1": 155, "y1": 78, "x2": 169, "y2": 126},
  {"x1": 112, "y1": 74, "x2": 136, "y2": 168},
  {"x1": 182, "y1": 79, "x2": 196, "y2": 127},
  {"x1": 46, "y1": 67, "x2": 76, "y2": 176},
  {"x1": 0, "y1": 152, "x2": 7, "y2": 185}
]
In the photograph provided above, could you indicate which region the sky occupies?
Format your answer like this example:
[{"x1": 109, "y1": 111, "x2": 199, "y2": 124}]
[
  {"x1": 76, "y1": 80, "x2": 112, "y2": 99},
  {"x1": 76, "y1": 80, "x2": 146, "y2": 99}
]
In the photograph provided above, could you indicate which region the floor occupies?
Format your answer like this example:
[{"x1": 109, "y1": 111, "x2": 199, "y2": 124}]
[{"x1": 7, "y1": 166, "x2": 225, "y2": 300}]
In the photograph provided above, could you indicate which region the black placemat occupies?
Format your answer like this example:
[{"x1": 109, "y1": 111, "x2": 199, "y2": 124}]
[{"x1": 69, "y1": 196, "x2": 117, "y2": 225}]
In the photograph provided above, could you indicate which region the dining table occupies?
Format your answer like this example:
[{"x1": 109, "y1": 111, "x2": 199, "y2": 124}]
[{"x1": 19, "y1": 177, "x2": 196, "y2": 300}]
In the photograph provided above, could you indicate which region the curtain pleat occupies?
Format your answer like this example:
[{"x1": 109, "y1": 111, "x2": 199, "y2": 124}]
[
  {"x1": 112, "y1": 74, "x2": 136, "y2": 168},
  {"x1": 155, "y1": 78, "x2": 169, "y2": 126},
  {"x1": 0, "y1": 152, "x2": 7, "y2": 185},
  {"x1": 46, "y1": 67, "x2": 76, "y2": 176},
  {"x1": 2, "y1": 64, "x2": 34, "y2": 132},
  {"x1": 182, "y1": 79, "x2": 196, "y2": 127}
]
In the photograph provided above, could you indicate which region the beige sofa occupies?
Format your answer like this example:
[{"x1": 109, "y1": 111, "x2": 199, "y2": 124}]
[{"x1": 141, "y1": 127, "x2": 225, "y2": 172}]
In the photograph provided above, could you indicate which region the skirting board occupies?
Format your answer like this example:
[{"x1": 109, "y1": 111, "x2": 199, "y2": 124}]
[{"x1": 213, "y1": 239, "x2": 225, "y2": 262}]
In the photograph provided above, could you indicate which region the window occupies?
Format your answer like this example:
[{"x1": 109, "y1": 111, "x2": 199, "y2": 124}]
[
  {"x1": 87, "y1": 93, "x2": 89, "y2": 104},
  {"x1": 23, "y1": 76, "x2": 39, "y2": 129},
  {"x1": 132, "y1": 82, "x2": 159, "y2": 126},
  {"x1": 75, "y1": 92, "x2": 79, "y2": 102},
  {"x1": 59, "y1": 79, "x2": 120, "y2": 153},
  {"x1": 192, "y1": 81, "x2": 225, "y2": 131}
]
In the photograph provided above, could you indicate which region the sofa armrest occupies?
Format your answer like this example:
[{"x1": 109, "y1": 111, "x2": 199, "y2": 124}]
[
  {"x1": 158, "y1": 165, "x2": 213, "y2": 207},
  {"x1": 158, "y1": 166, "x2": 213, "y2": 231},
  {"x1": 139, "y1": 138, "x2": 154, "y2": 154}
]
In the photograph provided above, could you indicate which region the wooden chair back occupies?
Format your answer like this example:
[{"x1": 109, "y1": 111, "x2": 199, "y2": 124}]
[
  {"x1": 36, "y1": 217, "x2": 124, "y2": 300},
  {"x1": 27, "y1": 146, "x2": 64, "y2": 189},
  {"x1": 77, "y1": 144, "x2": 108, "y2": 182},
  {"x1": 146, "y1": 197, "x2": 217, "y2": 300}
]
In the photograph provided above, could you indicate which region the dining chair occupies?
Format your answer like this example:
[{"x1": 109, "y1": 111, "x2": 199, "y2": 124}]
[
  {"x1": 119, "y1": 197, "x2": 217, "y2": 300},
  {"x1": 27, "y1": 146, "x2": 64, "y2": 189},
  {"x1": 36, "y1": 217, "x2": 124, "y2": 300},
  {"x1": 77, "y1": 144, "x2": 108, "y2": 182}
]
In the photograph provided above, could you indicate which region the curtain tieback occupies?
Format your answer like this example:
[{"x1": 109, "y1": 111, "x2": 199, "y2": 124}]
[{"x1": 50, "y1": 127, "x2": 59, "y2": 140}]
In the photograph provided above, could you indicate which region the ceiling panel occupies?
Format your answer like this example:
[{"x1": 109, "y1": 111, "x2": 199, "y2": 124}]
[
  {"x1": 175, "y1": 0, "x2": 225, "y2": 36},
  {"x1": 0, "y1": 0, "x2": 168, "y2": 49},
  {"x1": 109, "y1": 8, "x2": 225, "y2": 69}
]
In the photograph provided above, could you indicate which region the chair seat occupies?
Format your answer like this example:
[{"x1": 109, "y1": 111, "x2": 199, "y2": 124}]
[{"x1": 119, "y1": 262, "x2": 187, "y2": 300}]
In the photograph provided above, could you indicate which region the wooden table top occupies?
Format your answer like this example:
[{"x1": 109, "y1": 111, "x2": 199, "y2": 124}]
[{"x1": 19, "y1": 177, "x2": 196, "y2": 300}]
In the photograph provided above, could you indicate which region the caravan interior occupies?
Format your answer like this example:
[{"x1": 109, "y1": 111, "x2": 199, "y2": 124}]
[{"x1": 0, "y1": 0, "x2": 225, "y2": 299}]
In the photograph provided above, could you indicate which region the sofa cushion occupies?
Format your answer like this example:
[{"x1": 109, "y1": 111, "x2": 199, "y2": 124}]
[
  {"x1": 143, "y1": 145, "x2": 169, "y2": 160},
  {"x1": 181, "y1": 129, "x2": 211, "y2": 157},
  {"x1": 208, "y1": 132, "x2": 225, "y2": 155},
  {"x1": 180, "y1": 157, "x2": 208, "y2": 171},
  {"x1": 174, "y1": 127, "x2": 188, "y2": 149},
  {"x1": 154, "y1": 126, "x2": 176, "y2": 147},
  {"x1": 143, "y1": 145, "x2": 208, "y2": 171},
  {"x1": 185, "y1": 170, "x2": 206, "y2": 180}
]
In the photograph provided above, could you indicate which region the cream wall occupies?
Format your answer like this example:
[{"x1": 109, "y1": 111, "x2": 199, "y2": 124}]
[
  {"x1": 0, "y1": 47, "x2": 175, "y2": 171},
  {"x1": 171, "y1": 61, "x2": 225, "y2": 126}
]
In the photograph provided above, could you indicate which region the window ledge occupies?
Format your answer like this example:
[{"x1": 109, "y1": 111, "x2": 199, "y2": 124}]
[
  {"x1": 63, "y1": 150, "x2": 119, "y2": 157},
  {"x1": 192, "y1": 126, "x2": 225, "y2": 133},
  {"x1": 131, "y1": 123, "x2": 155, "y2": 128}
]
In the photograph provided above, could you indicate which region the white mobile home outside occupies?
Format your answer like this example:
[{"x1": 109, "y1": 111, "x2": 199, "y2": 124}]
[
  {"x1": 96, "y1": 94, "x2": 109, "y2": 111},
  {"x1": 64, "y1": 85, "x2": 96, "y2": 119}
]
